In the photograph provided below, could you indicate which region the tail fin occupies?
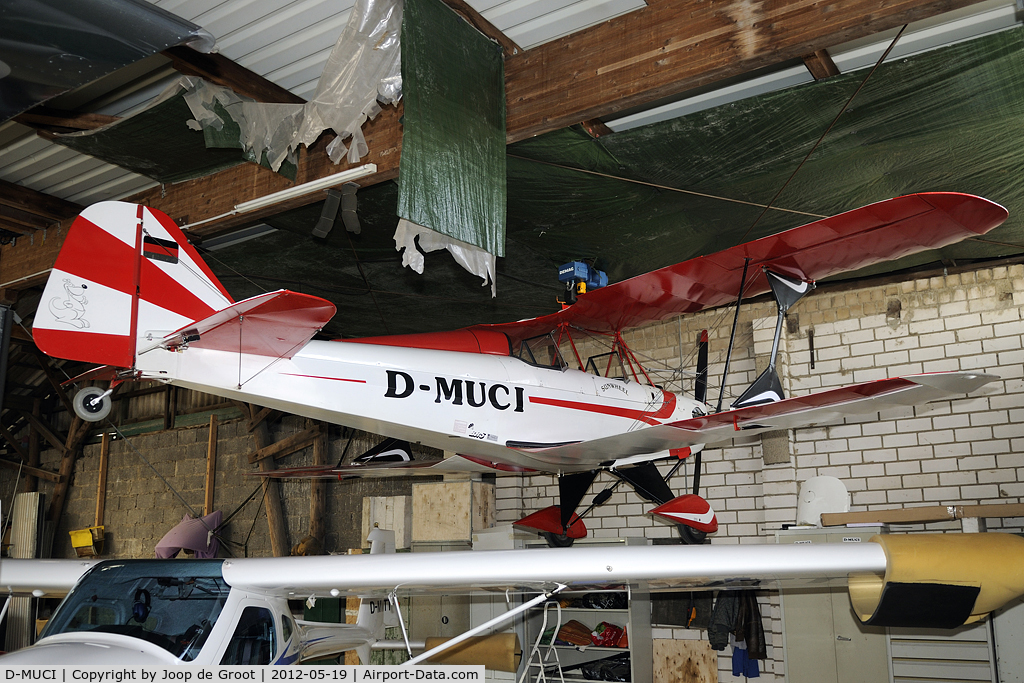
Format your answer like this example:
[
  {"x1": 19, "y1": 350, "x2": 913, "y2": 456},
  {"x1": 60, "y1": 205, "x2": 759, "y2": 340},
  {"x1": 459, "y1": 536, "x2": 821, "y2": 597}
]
[
  {"x1": 33, "y1": 201, "x2": 233, "y2": 368},
  {"x1": 354, "y1": 528, "x2": 398, "y2": 664}
]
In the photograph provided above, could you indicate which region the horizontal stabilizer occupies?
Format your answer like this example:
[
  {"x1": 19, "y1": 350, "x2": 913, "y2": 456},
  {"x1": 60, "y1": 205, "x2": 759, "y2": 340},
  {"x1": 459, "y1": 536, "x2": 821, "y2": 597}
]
[{"x1": 157, "y1": 290, "x2": 336, "y2": 359}]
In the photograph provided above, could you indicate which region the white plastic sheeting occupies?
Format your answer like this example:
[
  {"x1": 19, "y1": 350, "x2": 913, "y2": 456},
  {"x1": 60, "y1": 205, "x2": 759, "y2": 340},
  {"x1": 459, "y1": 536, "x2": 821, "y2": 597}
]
[
  {"x1": 394, "y1": 218, "x2": 497, "y2": 297},
  {"x1": 183, "y1": 0, "x2": 403, "y2": 172}
]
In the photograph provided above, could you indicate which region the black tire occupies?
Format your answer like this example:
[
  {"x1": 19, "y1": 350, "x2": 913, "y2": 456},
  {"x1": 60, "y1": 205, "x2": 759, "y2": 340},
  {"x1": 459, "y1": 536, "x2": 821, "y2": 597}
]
[
  {"x1": 677, "y1": 524, "x2": 707, "y2": 545},
  {"x1": 542, "y1": 532, "x2": 575, "y2": 548}
]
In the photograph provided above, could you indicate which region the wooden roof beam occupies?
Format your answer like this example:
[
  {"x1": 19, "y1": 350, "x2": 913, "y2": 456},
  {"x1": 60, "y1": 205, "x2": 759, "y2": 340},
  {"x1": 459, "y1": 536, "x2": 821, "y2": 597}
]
[
  {"x1": 162, "y1": 45, "x2": 305, "y2": 104},
  {"x1": 440, "y1": 0, "x2": 522, "y2": 56},
  {"x1": 802, "y1": 49, "x2": 841, "y2": 80},
  {"x1": 503, "y1": 0, "x2": 989, "y2": 142},
  {"x1": 0, "y1": 179, "x2": 84, "y2": 221}
]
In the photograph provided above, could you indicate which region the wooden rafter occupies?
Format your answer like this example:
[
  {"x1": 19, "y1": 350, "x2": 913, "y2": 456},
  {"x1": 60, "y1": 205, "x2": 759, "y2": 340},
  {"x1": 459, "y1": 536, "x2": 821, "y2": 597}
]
[
  {"x1": 162, "y1": 46, "x2": 305, "y2": 104},
  {"x1": 502, "y1": 0, "x2": 986, "y2": 142},
  {"x1": 802, "y1": 49, "x2": 841, "y2": 80},
  {"x1": 0, "y1": 179, "x2": 83, "y2": 221},
  {"x1": 13, "y1": 108, "x2": 120, "y2": 135}
]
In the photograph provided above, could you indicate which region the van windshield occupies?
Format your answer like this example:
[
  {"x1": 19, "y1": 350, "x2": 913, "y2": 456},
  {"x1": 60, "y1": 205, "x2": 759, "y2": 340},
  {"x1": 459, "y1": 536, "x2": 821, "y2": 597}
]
[{"x1": 41, "y1": 560, "x2": 229, "y2": 662}]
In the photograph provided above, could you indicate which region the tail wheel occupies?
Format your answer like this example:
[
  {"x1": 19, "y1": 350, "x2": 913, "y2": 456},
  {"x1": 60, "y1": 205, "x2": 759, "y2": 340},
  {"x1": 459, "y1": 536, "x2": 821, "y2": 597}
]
[
  {"x1": 677, "y1": 524, "x2": 708, "y2": 545},
  {"x1": 542, "y1": 532, "x2": 575, "y2": 548},
  {"x1": 74, "y1": 387, "x2": 111, "y2": 422}
]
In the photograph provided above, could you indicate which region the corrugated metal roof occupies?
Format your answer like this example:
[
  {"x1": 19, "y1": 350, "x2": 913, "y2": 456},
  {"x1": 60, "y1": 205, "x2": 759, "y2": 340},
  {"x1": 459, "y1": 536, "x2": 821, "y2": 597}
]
[{"x1": 467, "y1": 0, "x2": 647, "y2": 50}]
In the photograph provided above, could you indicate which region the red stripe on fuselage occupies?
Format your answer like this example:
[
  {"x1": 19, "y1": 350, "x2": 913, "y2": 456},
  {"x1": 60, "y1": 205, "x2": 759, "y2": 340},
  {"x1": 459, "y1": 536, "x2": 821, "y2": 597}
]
[
  {"x1": 529, "y1": 389, "x2": 676, "y2": 426},
  {"x1": 280, "y1": 373, "x2": 367, "y2": 383}
]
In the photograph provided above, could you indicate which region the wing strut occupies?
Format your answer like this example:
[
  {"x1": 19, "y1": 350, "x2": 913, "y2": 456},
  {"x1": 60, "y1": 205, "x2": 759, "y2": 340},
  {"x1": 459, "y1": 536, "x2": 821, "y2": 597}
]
[
  {"x1": 733, "y1": 270, "x2": 814, "y2": 408},
  {"x1": 716, "y1": 258, "x2": 751, "y2": 413},
  {"x1": 403, "y1": 586, "x2": 566, "y2": 667}
]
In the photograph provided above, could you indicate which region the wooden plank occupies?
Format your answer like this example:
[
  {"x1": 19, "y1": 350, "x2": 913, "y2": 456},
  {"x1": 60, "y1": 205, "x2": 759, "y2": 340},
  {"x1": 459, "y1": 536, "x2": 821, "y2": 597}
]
[
  {"x1": 0, "y1": 458, "x2": 61, "y2": 483},
  {"x1": 0, "y1": 423, "x2": 30, "y2": 461},
  {"x1": 0, "y1": 179, "x2": 83, "y2": 220},
  {"x1": 13, "y1": 108, "x2": 120, "y2": 133},
  {"x1": 204, "y1": 414, "x2": 218, "y2": 516},
  {"x1": 17, "y1": 410, "x2": 67, "y2": 454},
  {"x1": 411, "y1": 481, "x2": 494, "y2": 543},
  {"x1": 802, "y1": 49, "x2": 841, "y2": 80},
  {"x1": 247, "y1": 405, "x2": 275, "y2": 432},
  {"x1": 309, "y1": 420, "x2": 328, "y2": 545},
  {"x1": 503, "y1": 0, "x2": 985, "y2": 143},
  {"x1": 653, "y1": 638, "x2": 717, "y2": 683},
  {"x1": 30, "y1": 348, "x2": 75, "y2": 416},
  {"x1": 162, "y1": 46, "x2": 305, "y2": 104},
  {"x1": 251, "y1": 406, "x2": 290, "y2": 557},
  {"x1": 822, "y1": 502, "x2": 1024, "y2": 526},
  {"x1": 95, "y1": 432, "x2": 109, "y2": 527},
  {"x1": 245, "y1": 426, "x2": 320, "y2": 463},
  {"x1": 163, "y1": 385, "x2": 177, "y2": 431}
]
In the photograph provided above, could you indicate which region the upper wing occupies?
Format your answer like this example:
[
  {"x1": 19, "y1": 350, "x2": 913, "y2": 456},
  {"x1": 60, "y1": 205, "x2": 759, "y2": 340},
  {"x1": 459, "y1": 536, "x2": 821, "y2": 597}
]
[
  {"x1": 478, "y1": 193, "x2": 1006, "y2": 344},
  {"x1": 513, "y1": 371, "x2": 998, "y2": 464}
]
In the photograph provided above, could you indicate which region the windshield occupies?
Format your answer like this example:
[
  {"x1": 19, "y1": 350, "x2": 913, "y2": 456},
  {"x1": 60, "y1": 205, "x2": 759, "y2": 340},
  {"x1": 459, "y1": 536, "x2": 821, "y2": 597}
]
[
  {"x1": 513, "y1": 334, "x2": 566, "y2": 370},
  {"x1": 41, "y1": 560, "x2": 229, "y2": 662}
]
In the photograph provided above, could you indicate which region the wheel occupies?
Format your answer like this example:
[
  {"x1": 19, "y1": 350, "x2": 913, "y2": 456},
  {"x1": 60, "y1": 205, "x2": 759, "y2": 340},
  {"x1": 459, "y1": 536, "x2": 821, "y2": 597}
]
[
  {"x1": 677, "y1": 524, "x2": 707, "y2": 545},
  {"x1": 74, "y1": 387, "x2": 111, "y2": 422},
  {"x1": 542, "y1": 532, "x2": 575, "y2": 548}
]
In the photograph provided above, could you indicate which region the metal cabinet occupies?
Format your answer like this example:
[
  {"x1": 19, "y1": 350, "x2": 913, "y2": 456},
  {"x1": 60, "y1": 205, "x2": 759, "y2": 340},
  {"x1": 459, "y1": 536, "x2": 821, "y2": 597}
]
[{"x1": 776, "y1": 526, "x2": 890, "y2": 683}]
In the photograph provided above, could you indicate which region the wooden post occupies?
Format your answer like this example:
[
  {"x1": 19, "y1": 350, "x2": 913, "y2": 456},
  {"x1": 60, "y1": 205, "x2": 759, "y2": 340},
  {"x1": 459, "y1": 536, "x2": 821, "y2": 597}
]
[
  {"x1": 204, "y1": 415, "x2": 218, "y2": 515},
  {"x1": 250, "y1": 406, "x2": 289, "y2": 557},
  {"x1": 95, "y1": 432, "x2": 109, "y2": 527},
  {"x1": 309, "y1": 420, "x2": 328, "y2": 548},
  {"x1": 163, "y1": 386, "x2": 177, "y2": 430}
]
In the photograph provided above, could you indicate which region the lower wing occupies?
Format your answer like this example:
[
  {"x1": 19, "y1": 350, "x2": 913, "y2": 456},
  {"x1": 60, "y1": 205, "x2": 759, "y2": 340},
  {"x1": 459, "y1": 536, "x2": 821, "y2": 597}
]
[{"x1": 517, "y1": 371, "x2": 997, "y2": 463}]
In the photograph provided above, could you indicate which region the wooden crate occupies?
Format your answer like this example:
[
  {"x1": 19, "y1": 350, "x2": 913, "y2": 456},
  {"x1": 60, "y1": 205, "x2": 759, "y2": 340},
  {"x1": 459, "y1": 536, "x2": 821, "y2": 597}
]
[
  {"x1": 361, "y1": 496, "x2": 412, "y2": 549},
  {"x1": 411, "y1": 481, "x2": 494, "y2": 543}
]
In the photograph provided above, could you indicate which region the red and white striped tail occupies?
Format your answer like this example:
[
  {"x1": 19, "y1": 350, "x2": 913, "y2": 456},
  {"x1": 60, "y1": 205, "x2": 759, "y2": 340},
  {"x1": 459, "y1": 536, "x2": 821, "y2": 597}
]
[{"x1": 34, "y1": 202, "x2": 234, "y2": 368}]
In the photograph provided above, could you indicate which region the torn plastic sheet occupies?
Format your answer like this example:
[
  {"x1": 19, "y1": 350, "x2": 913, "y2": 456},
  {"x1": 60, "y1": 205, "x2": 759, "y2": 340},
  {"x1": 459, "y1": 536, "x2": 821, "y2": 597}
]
[
  {"x1": 395, "y1": 218, "x2": 496, "y2": 297},
  {"x1": 182, "y1": 0, "x2": 402, "y2": 172}
]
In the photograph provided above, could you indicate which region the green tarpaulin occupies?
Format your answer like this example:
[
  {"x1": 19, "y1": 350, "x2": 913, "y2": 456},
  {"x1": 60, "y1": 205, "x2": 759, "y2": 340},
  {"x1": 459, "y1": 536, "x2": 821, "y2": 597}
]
[{"x1": 398, "y1": 0, "x2": 506, "y2": 256}]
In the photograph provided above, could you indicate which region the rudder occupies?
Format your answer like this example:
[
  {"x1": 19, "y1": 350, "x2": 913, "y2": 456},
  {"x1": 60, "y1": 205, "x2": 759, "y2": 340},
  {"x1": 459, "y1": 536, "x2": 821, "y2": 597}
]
[{"x1": 34, "y1": 202, "x2": 233, "y2": 368}]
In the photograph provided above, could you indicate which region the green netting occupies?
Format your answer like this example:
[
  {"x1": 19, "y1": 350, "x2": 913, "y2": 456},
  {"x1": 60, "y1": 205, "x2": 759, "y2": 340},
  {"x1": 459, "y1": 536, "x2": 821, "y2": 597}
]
[
  {"x1": 55, "y1": 88, "x2": 296, "y2": 184},
  {"x1": 55, "y1": 92, "x2": 244, "y2": 185},
  {"x1": 397, "y1": 0, "x2": 506, "y2": 256},
  {"x1": 506, "y1": 27, "x2": 1024, "y2": 283},
  {"x1": 200, "y1": 99, "x2": 297, "y2": 180}
]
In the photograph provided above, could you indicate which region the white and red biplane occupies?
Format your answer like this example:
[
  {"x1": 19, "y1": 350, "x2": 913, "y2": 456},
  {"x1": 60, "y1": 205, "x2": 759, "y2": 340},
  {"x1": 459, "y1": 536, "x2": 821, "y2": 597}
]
[{"x1": 31, "y1": 192, "x2": 1007, "y2": 545}]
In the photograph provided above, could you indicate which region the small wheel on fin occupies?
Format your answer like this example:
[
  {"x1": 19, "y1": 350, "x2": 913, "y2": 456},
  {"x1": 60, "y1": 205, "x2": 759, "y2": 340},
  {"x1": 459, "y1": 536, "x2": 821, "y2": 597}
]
[
  {"x1": 677, "y1": 524, "x2": 707, "y2": 545},
  {"x1": 74, "y1": 387, "x2": 111, "y2": 422},
  {"x1": 542, "y1": 532, "x2": 575, "y2": 548}
]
